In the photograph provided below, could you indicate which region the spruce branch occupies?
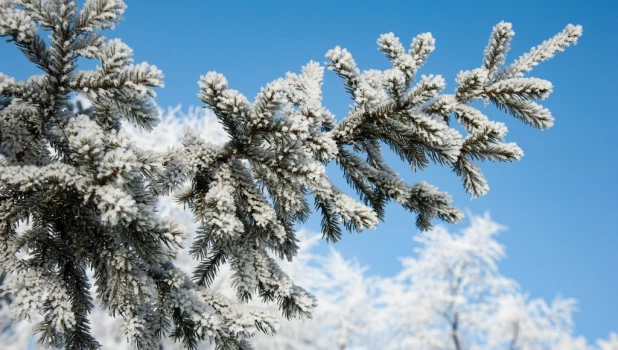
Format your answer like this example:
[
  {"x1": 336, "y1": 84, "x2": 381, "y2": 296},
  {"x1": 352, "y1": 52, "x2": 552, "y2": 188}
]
[
  {"x1": 483, "y1": 21, "x2": 515, "y2": 79},
  {"x1": 490, "y1": 95, "x2": 554, "y2": 129},
  {"x1": 325, "y1": 46, "x2": 361, "y2": 97},
  {"x1": 410, "y1": 32, "x2": 435, "y2": 72},
  {"x1": 314, "y1": 195, "x2": 343, "y2": 243},
  {"x1": 499, "y1": 23, "x2": 582, "y2": 80},
  {"x1": 75, "y1": 0, "x2": 126, "y2": 32},
  {"x1": 194, "y1": 250, "x2": 228, "y2": 288}
]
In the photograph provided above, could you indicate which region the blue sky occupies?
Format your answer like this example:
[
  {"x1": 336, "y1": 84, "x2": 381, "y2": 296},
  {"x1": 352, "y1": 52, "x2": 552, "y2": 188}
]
[{"x1": 2, "y1": 0, "x2": 617, "y2": 342}]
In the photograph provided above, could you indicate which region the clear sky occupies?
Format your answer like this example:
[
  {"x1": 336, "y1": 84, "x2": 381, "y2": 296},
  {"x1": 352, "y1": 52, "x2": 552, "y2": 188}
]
[{"x1": 1, "y1": 0, "x2": 617, "y2": 343}]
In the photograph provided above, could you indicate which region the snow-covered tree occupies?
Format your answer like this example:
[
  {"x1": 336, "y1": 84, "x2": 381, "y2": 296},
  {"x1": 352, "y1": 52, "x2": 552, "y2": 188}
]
[
  {"x1": 0, "y1": 1, "x2": 277, "y2": 348},
  {"x1": 379, "y1": 213, "x2": 588, "y2": 349},
  {"x1": 0, "y1": 0, "x2": 584, "y2": 348},
  {"x1": 254, "y1": 214, "x2": 618, "y2": 350}
]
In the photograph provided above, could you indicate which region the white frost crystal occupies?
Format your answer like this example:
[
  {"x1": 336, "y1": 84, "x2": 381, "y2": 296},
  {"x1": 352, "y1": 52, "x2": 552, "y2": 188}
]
[{"x1": 0, "y1": 1, "x2": 583, "y2": 347}]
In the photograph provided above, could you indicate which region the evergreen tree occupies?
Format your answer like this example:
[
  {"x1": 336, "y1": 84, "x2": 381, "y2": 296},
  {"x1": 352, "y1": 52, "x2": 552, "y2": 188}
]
[
  {"x1": 0, "y1": 0, "x2": 582, "y2": 348},
  {"x1": 4, "y1": 213, "x2": 618, "y2": 349}
]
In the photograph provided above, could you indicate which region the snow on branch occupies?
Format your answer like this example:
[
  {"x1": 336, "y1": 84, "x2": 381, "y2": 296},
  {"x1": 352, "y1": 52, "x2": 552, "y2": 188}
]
[{"x1": 0, "y1": 0, "x2": 584, "y2": 347}]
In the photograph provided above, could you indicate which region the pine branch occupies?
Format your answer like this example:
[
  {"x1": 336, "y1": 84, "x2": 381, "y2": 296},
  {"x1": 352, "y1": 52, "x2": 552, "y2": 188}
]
[
  {"x1": 486, "y1": 78, "x2": 553, "y2": 101},
  {"x1": 490, "y1": 95, "x2": 554, "y2": 129},
  {"x1": 404, "y1": 181, "x2": 461, "y2": 230},
  {"x1": 336, "y1": 147, "x2": 394, "y2": 216},
  {"x1": 61, "y1": 261, "x2": 100, "y2": 350},
  {"x1": 194, "y1": 250, "x2": 228, "y2": 287},
  {"x1": 409, "y1": 32, "x2": 435, "y2": 73},
  {"x1": 453, "y1": 156, "x2": 489, "y2": 198},
  {"x1": 170, "y1": 306, "x2": 201, "y2": 350},
  {"x1": 75, "y1": 0, "x2": 126, "y2": 32},
  {"x1": 0, "y1": 4, "x2": 583, "y2": 347},
  {"x1": 314, "y1": 195, "x2": 343, "y2": 243},
  {"x1": 325, "y1": 46, "x2": 361, "y2": 97},
  {"x1": 483, "y1": 21, "x2": 515, "y2": 79},
  {"x1": 499, "y1": 24, "x2": 582, "y2": 79}
]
